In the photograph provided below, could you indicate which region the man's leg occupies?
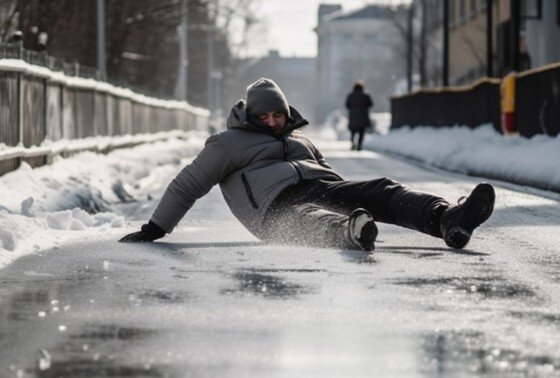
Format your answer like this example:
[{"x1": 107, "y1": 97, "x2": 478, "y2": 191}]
[
  {"x1": 262, "y1": 202, "x2": 376, "y2": 251},
  {"x1": 297, "y1": 179, "x2": 495, "y2": 248},
  {"x1": 350, "y1": 131, "x2": 357, "y2": 150},
  {"x1": 298, "y1": 178, "x2": 449, "y2": 238},
  {"x1": 357, "y1": 129, "x2": 365, "y2": 151}
]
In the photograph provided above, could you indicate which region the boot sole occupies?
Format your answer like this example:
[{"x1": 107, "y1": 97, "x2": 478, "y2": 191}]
[
  {"x1": 446, "y1": 227, "x2": 471, "y2": 249},
  {"x1": 349, "y1": 210, "x2": 378, "y2": 251},
  {"x1": 445, "y1": 183, "x2": 495, "y2": 249},
  {"x1": 463, "y1": 183, "x2": 495, "y2": 229}
]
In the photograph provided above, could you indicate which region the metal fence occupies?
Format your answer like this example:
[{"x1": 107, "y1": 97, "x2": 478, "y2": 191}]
[
  {"x1": 391, "y1": 63, "x2": 560, "y2": 139},
  {"x1": 515, "y1": 63, "x2": 560, "y2": 138},
  {"x1": 0, "y1": 43, "x2": 210, "y2": 176},
  {"x1": 390, "y1": 78, "x2": 502, "y2": 133}
]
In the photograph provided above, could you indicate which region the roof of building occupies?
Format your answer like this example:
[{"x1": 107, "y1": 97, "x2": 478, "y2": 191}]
[{"x1": 322, "y1": 4, "x2": 397, "y2": 23}]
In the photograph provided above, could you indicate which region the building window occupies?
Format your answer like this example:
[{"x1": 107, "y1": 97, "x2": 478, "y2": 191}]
[
  {"x1": 460, "y1": 0, "x2": 466, "y2": 22},
  {"x1": 470, "y1": 0, "x2": 478, "y2": 17},
  {"x1": 449, "y1": 0, "x2": 457, "y2": 27},
  {"x1": 521, "y1": 0, "x2": 542, "y2": 19}
]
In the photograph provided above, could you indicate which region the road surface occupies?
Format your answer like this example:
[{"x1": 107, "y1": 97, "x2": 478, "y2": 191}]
[{"x1": 1, "y1": 139, "x2": 560, "y2": 377}]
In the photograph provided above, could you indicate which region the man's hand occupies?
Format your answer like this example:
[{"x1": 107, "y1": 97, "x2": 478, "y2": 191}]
[{"x1": 119, "y1": 221, "x2": 166, "y2": 243}]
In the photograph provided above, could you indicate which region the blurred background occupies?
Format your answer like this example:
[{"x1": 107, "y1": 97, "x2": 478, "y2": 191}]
[{"x1": 1, "y1": 0, "x2": 558, "y2": 128}]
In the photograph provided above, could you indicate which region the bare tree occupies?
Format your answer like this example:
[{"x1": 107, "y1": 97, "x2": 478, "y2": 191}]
[{"x1": 0, "y1": 0, "x2": 17, "y2": 42}]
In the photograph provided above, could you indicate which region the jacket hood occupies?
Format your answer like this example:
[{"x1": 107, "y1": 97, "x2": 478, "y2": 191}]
[{"x1": 226, "y1": 100, "x2": 309, "y2": 136}]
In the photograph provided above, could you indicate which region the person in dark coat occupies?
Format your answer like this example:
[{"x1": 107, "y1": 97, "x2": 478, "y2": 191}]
[
  {"x1": 345, "y1": 81, "x2": 374, "y2": 151},
  {"x1": 120, "y1": 78, "x2": 495, "y2": 252}
]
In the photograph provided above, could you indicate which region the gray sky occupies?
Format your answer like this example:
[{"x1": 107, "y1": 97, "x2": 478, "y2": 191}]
[{"x1": 242, "y1": 0, "x2": 408, "y2": 58}]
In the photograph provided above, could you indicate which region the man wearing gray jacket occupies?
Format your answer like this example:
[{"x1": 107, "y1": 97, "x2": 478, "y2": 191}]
[{"x1": 120, "y1": 78, "x2": 495, "y2": 251}]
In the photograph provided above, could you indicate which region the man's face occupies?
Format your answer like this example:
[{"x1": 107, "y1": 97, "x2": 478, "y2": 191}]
[{"x1": 257, "y1": 111, "x2": 287, "y2": 135}]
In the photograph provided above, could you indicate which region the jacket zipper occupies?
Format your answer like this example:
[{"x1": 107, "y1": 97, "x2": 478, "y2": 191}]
[
  {"x1": 279, "y1": 136, "x2": 303, "y2": 180},
  {"x1": 241, "y1": 173, "x2": 259, "y2": 209},
  {"x1": 279, "y1": 137, "x2": 289, "y2": 161}
]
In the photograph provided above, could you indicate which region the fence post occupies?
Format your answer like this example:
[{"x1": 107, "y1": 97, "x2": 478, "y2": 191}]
[
  {"x1": 16, "y1": 40, "x2": 23, "y2": 148},
  {"x1": 43, "y1": 52, "x2": 48, "y2": 148}
]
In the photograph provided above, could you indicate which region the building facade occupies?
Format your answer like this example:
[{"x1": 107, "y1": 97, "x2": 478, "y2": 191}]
[
  {"x1": 411, "y1": 0, "x2": 560, "y2": 89},
  {"x1": 315, "y1": 4, "x2": 406, "y2": 123},
  {"x1": 524, "y1": 0, "x2": 560, "y2": 68},
  {"x1": 225, "y1": 50, "x2": 317, "y2": 125}
]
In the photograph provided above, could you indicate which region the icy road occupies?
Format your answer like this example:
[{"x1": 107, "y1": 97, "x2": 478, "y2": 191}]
[{"x1": 1, "y1": 138, "x2": 560, "y2": 378}]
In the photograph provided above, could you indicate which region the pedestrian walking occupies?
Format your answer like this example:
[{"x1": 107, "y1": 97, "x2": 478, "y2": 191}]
[
  {"x1": 120, "y1": 78, "x2": 495, "y2": 251},
  {"x1": 345, "y1": 81, "x2": 374, "y2": 151}
]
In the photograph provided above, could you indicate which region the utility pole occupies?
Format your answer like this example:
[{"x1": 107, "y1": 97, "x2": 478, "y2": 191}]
[
  {"x1": 419, "y1": 0, "x2": 427, "y2": 86},
  {"x1": 206, "y1": 0, "x2": 218, "y2": 116},
  {"x1": 511, "y1": 0, "x2": 521, "y2": 71},
  {"x1": 442, "y1": 0, "x2": 449, "y2": 86},
  {"x1": 96, "y1": 0, "x2": 106, "y2": 78},
  {"x1": 207, "y1": 24, "x2": 214, "y2": 113},
  {"x1": 407, "y1": 4, "x2": 414, "y2": 92},
  {"x1": 176, "y1": 0, "x2": 188, "y2": 101},
  {"x1": 486, "y1": 0, "x2": 493, "y2": 77}
]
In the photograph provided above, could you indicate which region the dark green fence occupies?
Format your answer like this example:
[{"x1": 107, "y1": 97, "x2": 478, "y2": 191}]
[
  {"x1": 515, "y1": 63, "x2": 560, "y2": 137},
  {"x1": 391, "y1": 78, "x2": 502, "y2": 133},
  {"x1": 391, "y1": 63, "x2": 560, "y2": 139}
]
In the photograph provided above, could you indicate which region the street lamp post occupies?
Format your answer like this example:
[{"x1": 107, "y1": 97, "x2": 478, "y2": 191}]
[
  {"x1": 486, "y1": 0, "x2": 493, "y2": 77},
  {"x1": 96, "y1": 0, "x2": 106, "y2": 79},
  {"x1": 442, "y1": 0, "x2": 449, "y2": 86},
  {"x1": 176, "y1": 0, "x2": 188, "y2": 101},
  {"x1": 407, "y1": 4, "x2": 414, "y2": 92},
  {"x1": 511, "y1": 0, "x2": 521, "y2": 71}
]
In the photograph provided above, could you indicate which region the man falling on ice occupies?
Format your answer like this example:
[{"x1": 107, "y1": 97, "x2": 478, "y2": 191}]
[{"x1": 120, "y1": 78, "x2": 495, "y2": 251}]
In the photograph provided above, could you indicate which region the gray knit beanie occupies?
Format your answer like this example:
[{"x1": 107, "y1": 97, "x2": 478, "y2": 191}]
[{"x1": 246, "y1": 78, "x2": 290, "y2": 117}]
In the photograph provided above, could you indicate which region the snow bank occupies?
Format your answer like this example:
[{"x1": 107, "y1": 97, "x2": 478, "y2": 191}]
[
  {"x1": 0, "y1": 132, "x2": 207, "y2": 267},
  {"x1": 366, "y1": 125, "x2": 560, "y2": 192},
  {"x1": 317, "y1": 110, "x2": 560, "y2": 192}
]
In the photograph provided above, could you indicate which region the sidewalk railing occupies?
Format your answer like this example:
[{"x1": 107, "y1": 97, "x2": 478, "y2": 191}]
[{"x1": 0, "y1": 43, "x2": 210, "y2": 176}]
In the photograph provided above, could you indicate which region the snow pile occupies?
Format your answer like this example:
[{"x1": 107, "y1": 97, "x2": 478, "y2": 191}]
[
  {"x1": 0, "y1": 132, "x2": 207, "y2": 267},
  {"x1": 317, "y1": 111, "x2": 559, "y2": 192},
  {"x1": 366, "y1": 125, "x2": 560, "y2": 192}
]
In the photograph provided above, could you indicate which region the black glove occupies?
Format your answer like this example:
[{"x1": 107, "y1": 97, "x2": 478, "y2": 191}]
[{"x1": 119, "y1": 221, "x2": 166, "y2": 243}]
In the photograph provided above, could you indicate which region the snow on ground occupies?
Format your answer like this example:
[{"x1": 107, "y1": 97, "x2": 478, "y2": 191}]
[
  {"x1": 319, "y1": 113, "x2": 560, "y2": 193},
  {"x1": 2, "y1": 113, "x2": 559, "y2": 269},
  {"x1": 0, "y1": 131, "x2": 207, "y2": 268}
]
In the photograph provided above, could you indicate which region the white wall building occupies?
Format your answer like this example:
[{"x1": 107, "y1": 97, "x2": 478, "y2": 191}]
[
  {"x1": 525, "y1": 1, "x2": 560, "y2": 69},
  {"x1": 225, "y1": 50, "x2": 317, "y2": 124},
  {"x1": 315, "y1": 4, "x2": 406, "y2": 123}
]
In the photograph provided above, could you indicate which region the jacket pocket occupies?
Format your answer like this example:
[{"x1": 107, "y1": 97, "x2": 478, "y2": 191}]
[{"x1": 241, "y1": 173, "x2": 259, "y2": 209}]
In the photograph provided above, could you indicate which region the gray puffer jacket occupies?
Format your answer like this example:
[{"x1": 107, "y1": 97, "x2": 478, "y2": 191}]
[{"x1": 150, "y1": 100, "x2": 343, "y2": 238}]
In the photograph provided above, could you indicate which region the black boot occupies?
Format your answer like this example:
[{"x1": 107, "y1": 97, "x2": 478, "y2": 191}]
[
  {"x1": 347, "y1": 208, "x2": 378, "y2": 251},
  {"x1": 440, "y1": 183, "x2": 495, "y2": 249}
]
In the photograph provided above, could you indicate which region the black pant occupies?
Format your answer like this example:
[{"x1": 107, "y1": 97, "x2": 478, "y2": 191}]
[
  {"x1": 262, "y1": 178, "x2": 449, "y2": 248},
  {"x1": 350, "y1": 129, "x2": 365, "y2": 150}
]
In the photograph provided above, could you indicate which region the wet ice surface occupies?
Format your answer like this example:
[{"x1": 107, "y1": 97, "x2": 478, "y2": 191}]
[{"x1": 1, "y1": 140, "x2": 560, "y2": 377}]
